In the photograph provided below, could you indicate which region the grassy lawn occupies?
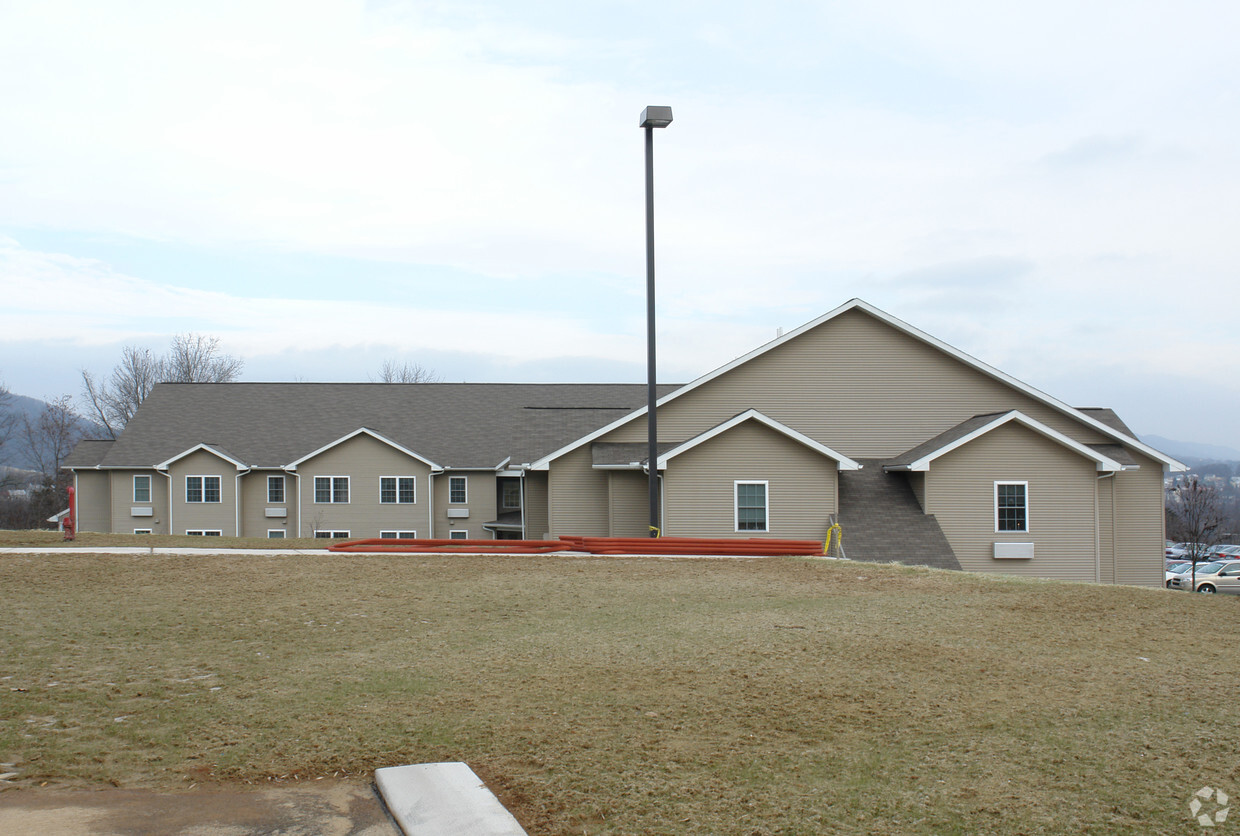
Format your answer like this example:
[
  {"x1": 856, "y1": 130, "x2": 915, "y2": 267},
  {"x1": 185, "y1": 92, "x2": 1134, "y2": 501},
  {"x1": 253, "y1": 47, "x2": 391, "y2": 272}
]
[{"x1": 1, "y1": 535, "x2": 1238, "y2": 834}]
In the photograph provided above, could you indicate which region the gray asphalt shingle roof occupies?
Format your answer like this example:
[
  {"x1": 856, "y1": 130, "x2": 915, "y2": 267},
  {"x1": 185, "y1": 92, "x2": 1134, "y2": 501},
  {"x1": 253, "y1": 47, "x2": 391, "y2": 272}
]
[{"x1": 92, "y1": 382, "x2": 681, "y2": 470}]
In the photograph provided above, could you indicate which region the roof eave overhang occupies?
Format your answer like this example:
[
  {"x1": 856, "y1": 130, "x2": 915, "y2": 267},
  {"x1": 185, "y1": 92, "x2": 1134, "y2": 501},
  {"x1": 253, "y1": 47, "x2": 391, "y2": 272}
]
[
  {"x1": 655, "y1": 409, "x2": 862, "y2": 471},
  {"x1": 886, "y1": 411, "x2": 1126, "y2": 473},
  {"x1": 154, "y1": 444, "x2": 249, "y2": 471},
  {"x1": 285, "y1": 427, "x2": 441, "y2": 471}
]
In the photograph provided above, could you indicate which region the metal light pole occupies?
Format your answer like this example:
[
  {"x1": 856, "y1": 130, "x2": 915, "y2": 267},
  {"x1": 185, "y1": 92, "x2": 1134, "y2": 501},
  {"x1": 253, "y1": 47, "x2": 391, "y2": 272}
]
[{"x1": 640, "y1": 105, "x2": 672, "y2": 537}]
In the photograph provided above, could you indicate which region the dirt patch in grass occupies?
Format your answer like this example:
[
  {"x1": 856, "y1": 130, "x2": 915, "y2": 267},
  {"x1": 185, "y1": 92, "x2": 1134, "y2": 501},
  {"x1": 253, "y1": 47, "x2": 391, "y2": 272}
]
[{"x1": 1, "y1": 550, "x2": 1238, "y2": 834}]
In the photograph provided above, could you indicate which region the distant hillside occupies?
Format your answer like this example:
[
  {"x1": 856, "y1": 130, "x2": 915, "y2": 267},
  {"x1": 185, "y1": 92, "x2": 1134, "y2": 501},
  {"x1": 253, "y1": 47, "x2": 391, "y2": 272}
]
[
  {"x1": 0, "y1": 392, "x2": 105, "y2": 472},
  {"x1": 1141, "y1": 435, "x2": 1240, "y2": 465}
]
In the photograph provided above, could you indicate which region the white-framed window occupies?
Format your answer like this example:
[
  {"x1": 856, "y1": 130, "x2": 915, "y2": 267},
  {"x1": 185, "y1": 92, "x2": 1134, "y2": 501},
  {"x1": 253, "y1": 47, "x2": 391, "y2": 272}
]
[
  {"x1": 449, "y1": 530, "x2": 468, "y2": 540},
  {"x1": 134, "y1": 528, "x2": 152, "y2": 535},
  {"x1": 267, "y1": 529, "x2": 285, "y2": 539},
  {"x1": 735, "y1": 481, "x2": 769, "y2": 532},
  {"x1": 501, "y1": 480, "x2": 521, "y2": 510},
  {"x1": 133, "y1": 474, "x2": 151, "y2": 503},
  {"x1": 268, "y1": 475, "x2": 285, "y2": 504},
  {"x1": 380, "y1": 476, "x2": 416, "y2": 504},
  {"x1": 314, "y1": 476, "x2": 350, "y2": 504},
  {"x1": 448, "y1": 476, "x2": 468, "y2": 504},
  {"x1": 186, "y1": 475, "x2": 221, "y2": 503},
  {"x1": 186, "y1": 530, "x2": 222, "y2": 536},
  {"x1": 995, "y1": 481, "x2": 1029, "y2": 533},
  {"x1": 313, "y1": 530, "x2": 351, "y2": 539},
  {"x1": 380, "y1": 530, "x2": 418, "y2": 539}
]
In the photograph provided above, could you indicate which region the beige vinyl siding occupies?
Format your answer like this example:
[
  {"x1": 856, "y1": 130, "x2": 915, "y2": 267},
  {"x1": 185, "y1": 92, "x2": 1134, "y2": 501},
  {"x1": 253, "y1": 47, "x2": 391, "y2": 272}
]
[
  {"x1": 109, "y1": 469, "x2": 169, "y2": 534},
  {"x1": 1111, "y1": 456, "x2": 1165, "y2": 587},
  {"x1": 608, "y1": 471, "x2": 650, "y2": 537},
  {"x1": 924, "y1": 423, "x2": 1098, "y2": 580},
  {"x1": 434, "y1": 471, "x2": 497, "y2": 540},
  {"x1": 296, "y1": 434, "x2": 431, "y2": 539},
  {"x1": 1097, "y1": 473, "x2": 1116, "y2": 584},
  {"x1": 75, "y1": 470, "x2": 112, "y2": 533},
  {"x1": 169, "y1": 451, "x2": 237, "y2": 536},
  {"x1": 240, "y1": 471, "x2": 290, "y2": 539},
  {"x1": 523, "y1": 471, "x2": 549, "y2": 540},
  {"x1": 547, "y1": 445, "x2": 609, "y2": 537},
  {"x1": 663, "y1": 420, "x2": 839, "y2": 540},
  {"x1": 601, "y1": 308, "x2": 1111, "y2": 457}
]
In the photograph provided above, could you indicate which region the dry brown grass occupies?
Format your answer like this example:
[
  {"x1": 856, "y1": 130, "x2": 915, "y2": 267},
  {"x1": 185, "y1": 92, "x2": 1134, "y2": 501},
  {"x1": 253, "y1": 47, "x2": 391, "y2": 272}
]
[{"x1": 1, "y1": 539, "x2": 1238, "y2": 834}]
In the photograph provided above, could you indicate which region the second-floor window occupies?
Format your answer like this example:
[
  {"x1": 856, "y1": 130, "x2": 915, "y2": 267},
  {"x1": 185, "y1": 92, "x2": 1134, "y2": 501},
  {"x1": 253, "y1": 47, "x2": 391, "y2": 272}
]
[
  {"x1": 268, "y1": 475, "x2": 285, "y2": 503},
  {"x1": 449, "y1": 476, "x2": 467, "y2": 504},
  {"x1": 133, "y1": 475, "x2": 151, "y2": 503},
  {"x1": 186, "y1": 475, "x2": 221, "y2": 503},
  {"x1": 314, "y1": 476, "x2": 350, "y2": 504},
  {"x1": 380, "y1": 476, "x2": 415, "y2": 504}
]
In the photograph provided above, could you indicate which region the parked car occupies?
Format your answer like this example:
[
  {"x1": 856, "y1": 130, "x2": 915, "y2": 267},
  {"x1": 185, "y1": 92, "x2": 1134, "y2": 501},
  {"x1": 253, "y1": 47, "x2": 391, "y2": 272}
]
[
  {"x1": 1209, "y1": 545, "x2": 1240, "y2": 561},
  {"x1": 1168, "y1": 543, "x2": 1214, "y2": 561},
  {"x1": 1166, "y1": 562, "x2": 1193, "y2": 587},
  {"x1": 1176, "y1": 561, "x2": 1240, "y2": 594},
  {"x1": 1168, "y1": 561, "x2": 1221, "y2": 590}
]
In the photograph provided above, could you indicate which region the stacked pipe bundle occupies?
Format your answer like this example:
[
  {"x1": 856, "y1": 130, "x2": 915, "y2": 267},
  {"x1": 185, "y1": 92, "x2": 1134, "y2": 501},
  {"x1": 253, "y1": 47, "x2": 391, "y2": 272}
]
[{"x1": 329, "y1": 536, "x2": 824, "y2": 557}]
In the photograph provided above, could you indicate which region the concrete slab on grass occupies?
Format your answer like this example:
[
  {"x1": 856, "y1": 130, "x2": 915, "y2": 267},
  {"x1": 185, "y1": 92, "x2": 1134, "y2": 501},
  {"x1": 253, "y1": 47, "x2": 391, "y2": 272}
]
[{"x1": 374, "y1": 763, "x2": 526, "y2": 836}]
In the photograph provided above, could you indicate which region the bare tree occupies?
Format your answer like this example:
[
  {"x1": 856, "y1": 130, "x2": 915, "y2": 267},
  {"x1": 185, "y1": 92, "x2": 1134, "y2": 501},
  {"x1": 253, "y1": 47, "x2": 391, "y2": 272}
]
[
  {"x1": 0, "y1": 379, "x2": 14, "y2": 457},
  {"x1": 81, "y1": 334, "x2": 244, "y2": 438},
  {"x1": 0, "y1": 379, "x2": 17, "y2": 489},
  {"x1": 373, "y1": 360, "x2": 441, "y2": 384},
  {"x1": 20, "y1": 396, "x2": 83, "y2": 484},
  {"x1": 163, "y1": 334, "x2": 245, "y2": 383},
  {"x1": 1167, "y1": 476, "x2": 1224, "y2": 590},
  {"x1": 81, "y1": 346, "x2": 161, "y2": 438}
]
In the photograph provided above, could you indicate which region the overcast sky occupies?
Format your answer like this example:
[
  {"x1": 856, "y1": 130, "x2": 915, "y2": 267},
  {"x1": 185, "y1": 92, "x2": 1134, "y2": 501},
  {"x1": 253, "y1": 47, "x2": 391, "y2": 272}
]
[{"x1": 1, "y1": 0, "x2": 1238, "y2": 450}]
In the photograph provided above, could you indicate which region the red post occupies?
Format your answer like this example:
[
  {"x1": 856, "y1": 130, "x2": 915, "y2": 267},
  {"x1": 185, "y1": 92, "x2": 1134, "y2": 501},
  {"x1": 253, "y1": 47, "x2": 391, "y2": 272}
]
[{"x1": 63, "y1": 485, "x2": 76, "y2": 541}]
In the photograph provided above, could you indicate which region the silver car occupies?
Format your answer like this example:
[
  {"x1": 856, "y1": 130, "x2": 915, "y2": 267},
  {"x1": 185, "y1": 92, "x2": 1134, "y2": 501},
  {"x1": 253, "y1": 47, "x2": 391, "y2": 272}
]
[{"x1": 1179, "y1": 561, "x2": 1240, "y2": 594}]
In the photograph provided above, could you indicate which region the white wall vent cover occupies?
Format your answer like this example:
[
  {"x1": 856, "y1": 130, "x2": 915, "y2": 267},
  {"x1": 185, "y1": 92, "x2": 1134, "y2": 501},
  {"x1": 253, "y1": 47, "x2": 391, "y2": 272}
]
[
  {"x1": 446, "y1": 508, "x2": 470, "y2": 519},
  {"x1": 131, "y1": 506, "x2": 154, "y2": 517},
  {"x1": 265, "y1": 507, "x2": 288, "y2": 518},
  {"x1": 994, "y1": 542, "x2": 1034, "y2": 559}
]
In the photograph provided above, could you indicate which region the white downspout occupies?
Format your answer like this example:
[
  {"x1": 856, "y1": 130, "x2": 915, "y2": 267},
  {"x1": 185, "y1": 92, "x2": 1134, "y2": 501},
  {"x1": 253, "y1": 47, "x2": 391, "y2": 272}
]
[
  {"x1": 235, "y1": 470, "x2": 248, "y2": 538},
  {"x1": 428, "y1": 471, "x2": 437, "y2": 539},
  {"x1": 293, "y1": 472, "x2": 301, "y2": 538},
  {"x1": 1096, "y1": 472, "x2": 1115, "y2": 584},
  {"x1": 162, "y1": 470, "x2": 173, "y2": 535}
]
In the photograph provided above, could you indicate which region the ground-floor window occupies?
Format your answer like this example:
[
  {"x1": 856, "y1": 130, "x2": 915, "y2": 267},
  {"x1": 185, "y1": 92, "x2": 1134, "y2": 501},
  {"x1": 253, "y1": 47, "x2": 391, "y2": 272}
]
[
  {"x1": 735, "y1": 481, "x2": 768, "y2": 532},
  {"x1": 995, "y1": 481, "x2": 1028, "y2": 532},
  {"x1": 449, "y1": 530, "x2": 468, "y2": 540},
  {"x1": 133, "y1": 528, "x2": 152, "y2": 535},
  {"x1": 313, "y1": 530, "x2": 351, "y2": 539},
  {"x1": 186, "y1": 530, "x2": 222, "y2": 536},
  {"x1": 380, "y1": 530, "x2": 418, "y2": 539},
  {"x1": 267, "y1": 530, "x2": 286, "y2": 539}
]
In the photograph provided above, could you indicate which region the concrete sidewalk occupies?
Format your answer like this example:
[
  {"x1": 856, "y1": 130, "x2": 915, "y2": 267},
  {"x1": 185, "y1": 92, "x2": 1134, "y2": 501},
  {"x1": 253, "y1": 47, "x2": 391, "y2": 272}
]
[{"x1": 0, "y1": 781, "x2": 399, "y2": 836}]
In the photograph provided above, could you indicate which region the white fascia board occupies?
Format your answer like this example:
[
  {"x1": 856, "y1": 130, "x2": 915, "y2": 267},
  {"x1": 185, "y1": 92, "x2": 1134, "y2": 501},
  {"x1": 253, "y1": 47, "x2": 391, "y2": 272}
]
[
  {"x1": 154, "y1": 443, "x2": 248, "y2": 471},
  {"x1": 528, "y1": 297, "x2": 1185, "y2": 472},
  {"x1": 284, "y1": 427, "x2": 441, "y2": 471},
  {"x1": 901, "y1": 411, "x2": 1125, "y2": 472},
  {"x1": 656, "y1": 409, "x2": 863, "y2": 471}
]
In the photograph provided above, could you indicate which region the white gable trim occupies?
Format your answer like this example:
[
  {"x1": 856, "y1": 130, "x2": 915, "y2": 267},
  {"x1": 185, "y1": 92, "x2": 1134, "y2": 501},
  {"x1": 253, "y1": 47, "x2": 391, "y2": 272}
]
[
  {"x1": 888, "y1": 411, "x2": 1124, "y2": 472},
  {"x1": 657, "y1": 409, "x2": 862, "y2": 471},
  {"x1": 285, "y1": 428, "x2": 441, "y2": 471},
  {"x1": 527, "y1": 298, "x2": 1184, "y2": 472},
  {"x1": 155, "y1": 444, "x2": 248, "y2": 471}
]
